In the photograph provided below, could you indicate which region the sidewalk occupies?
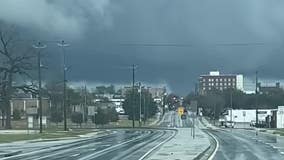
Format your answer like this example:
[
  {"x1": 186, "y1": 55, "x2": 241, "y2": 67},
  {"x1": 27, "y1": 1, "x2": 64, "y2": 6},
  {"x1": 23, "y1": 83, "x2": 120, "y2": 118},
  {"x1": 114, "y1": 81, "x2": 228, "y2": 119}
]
[{"x1": 147, "y1": 120, "x2": 210, "y2": 160}]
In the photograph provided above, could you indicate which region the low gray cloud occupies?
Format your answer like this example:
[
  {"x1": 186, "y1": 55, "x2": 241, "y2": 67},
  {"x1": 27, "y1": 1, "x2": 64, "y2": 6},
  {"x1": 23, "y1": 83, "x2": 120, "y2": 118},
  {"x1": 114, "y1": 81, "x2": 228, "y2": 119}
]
[
  {"x1": 1, "y1": 0, "x2": 284, "y2": 94},
  {"x1": 0, "y1": 0, "x2": 113, "y2": 39}
]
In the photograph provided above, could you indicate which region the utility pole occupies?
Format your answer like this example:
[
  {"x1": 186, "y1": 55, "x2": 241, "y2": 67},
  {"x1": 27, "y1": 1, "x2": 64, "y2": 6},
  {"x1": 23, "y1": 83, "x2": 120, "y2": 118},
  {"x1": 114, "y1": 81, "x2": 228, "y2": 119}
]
[
  {"x1": 132, "y1": 64, "x2": 136, "y2": 128},
  {"x1": 84, "y1": 84, "x2": 87, "y2": 124},
  {"x1": 33, "y1": 42, "x2": 46, "y2": 133},
  {"x1": 57, "y1": 40, "x2": 70, "y2": 131},
  {"x1": 255, "y1": 71, "x2": 259, "y2": 128}
]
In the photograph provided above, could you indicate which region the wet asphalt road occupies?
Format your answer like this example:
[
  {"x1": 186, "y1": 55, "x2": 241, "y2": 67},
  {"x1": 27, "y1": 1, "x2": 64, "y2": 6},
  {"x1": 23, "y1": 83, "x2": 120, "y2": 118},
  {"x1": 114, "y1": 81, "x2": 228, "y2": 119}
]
[
  {"x1": 209, "y1": 129, "x2": 284, "y2": 160},
  {"x1": 2, "y1": 129, "x2": 175, "y2": 160},
  {"x1": 159, "y1": 111, "x2": 192, "y2": 128}
]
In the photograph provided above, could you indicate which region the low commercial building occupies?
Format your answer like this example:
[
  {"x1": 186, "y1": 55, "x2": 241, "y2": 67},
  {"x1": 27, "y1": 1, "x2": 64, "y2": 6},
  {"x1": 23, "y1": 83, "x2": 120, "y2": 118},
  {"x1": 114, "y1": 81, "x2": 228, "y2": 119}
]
[
  {"x1": 224, "y1": 109, "x2": 275, "y2": 123},
  {"x1": 223, "y1": 107, "x2": 284, "y2": 128}
]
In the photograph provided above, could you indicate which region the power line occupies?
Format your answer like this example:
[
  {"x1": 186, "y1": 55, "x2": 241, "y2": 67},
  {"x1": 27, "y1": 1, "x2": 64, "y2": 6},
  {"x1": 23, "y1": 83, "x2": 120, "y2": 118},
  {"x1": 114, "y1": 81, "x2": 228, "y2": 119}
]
[{"x1": 118, "y1": 42, "x2": 267, "y2": 48}]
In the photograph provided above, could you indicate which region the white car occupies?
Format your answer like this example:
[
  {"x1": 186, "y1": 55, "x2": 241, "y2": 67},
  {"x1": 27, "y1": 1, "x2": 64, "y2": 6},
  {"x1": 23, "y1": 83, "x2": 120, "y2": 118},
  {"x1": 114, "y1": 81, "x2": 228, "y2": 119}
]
[{"x1": 225, "y1": 121, "x2": 235, "y2": 128}]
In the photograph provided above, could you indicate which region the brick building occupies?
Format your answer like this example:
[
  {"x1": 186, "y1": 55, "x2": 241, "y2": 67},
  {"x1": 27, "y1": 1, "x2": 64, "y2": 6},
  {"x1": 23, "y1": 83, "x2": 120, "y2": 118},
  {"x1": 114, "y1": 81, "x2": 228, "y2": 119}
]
[{"x1": 199, "y1": 71, "x2": 244, "y2": 94}]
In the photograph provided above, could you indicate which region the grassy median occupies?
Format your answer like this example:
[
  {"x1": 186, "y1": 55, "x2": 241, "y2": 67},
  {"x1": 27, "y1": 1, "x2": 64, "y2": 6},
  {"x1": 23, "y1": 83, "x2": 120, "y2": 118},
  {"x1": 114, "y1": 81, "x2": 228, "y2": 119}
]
[{"x1": 0, "y1": 129, "x2": 95, "y2": 143}]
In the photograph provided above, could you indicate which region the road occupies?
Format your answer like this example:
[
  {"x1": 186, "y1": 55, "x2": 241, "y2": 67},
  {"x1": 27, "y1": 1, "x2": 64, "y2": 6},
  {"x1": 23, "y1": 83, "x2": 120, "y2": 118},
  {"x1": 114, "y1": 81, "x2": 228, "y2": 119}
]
[
  {"x1": 208, "y1": 128, "x2": 284, "y2": 160},
  {"x1": 0, "y1": 129, "x2": 175, "y2": 160},
  {"x1": 159, "y1": 111, "x2": 192, "y2": 128},
  {"x1": 0, "y1": 111, "x2": 197, "y2": 160}
]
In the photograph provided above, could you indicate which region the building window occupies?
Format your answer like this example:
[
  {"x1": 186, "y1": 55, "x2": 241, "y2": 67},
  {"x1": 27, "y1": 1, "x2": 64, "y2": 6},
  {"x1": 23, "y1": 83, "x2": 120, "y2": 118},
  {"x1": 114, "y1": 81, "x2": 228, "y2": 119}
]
[
  {"x1": 233, "y1": 79, "x2": 235, "y2": 82},
  {"x1": 216, "y1": 79, "x2": 219, "y2": 82},
  {"x1": 203, "y1": 87, "x2": 206, "y2": 90},
  {"x1": 224, "y1": 78, "x2": 227, "y2": 82},
  {"x1": 228, "y1": 83, "x2": 231, "y2": 86},
  {"x1": 220, "y1": 83, "x2": 222, "y2": 86},
  {"x1": 209, "y1": 87, "x2": 211, "y2": 90},
  {"x1": 203, "y1": 79, "x2": 206, "y2": 82},
  {"x1": 228, "y1": 78, "x2": 231, "y2": 82},
  {"x1": 216, "y1": 83, "x2": 218, "y2": 86},
  {"x1": 220, "y1": 79, "x2": 223, "y2": 82}
]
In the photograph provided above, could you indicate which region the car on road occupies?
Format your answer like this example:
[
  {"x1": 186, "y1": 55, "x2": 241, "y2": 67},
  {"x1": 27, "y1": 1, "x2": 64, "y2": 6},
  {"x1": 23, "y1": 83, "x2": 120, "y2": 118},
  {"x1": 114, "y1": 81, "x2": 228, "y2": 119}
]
[
  {"x1": 225, "y1": 121, "x2": 235, "y2": 128},
  {"x1": 181, "y1": 114, "x2": 187, "y2": 120}
]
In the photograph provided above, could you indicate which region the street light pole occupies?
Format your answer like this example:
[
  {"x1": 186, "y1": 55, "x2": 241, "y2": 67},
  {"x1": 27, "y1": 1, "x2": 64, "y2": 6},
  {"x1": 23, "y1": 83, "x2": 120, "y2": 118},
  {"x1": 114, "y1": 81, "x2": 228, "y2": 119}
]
[
  {"x1": 33, "y1": 42, "x2": 46, "y2": 133},
  {"x1": 230, "y1": 90, "x2": 233, "y2": 128},
  {"x1": 143, "y1": 93, "x2": 146, "y2": 125},
  {"x1": 139, "y1": 82, "x2": 142, "y2": 127},
  {"x1": 57, "y1": 40, "x2": 70, "y2": 131},
  {"x1": 132, "y1": 64, "x2": 136, "y2": 128},
  {"x1": 163, "y1": 92, "x2": 167, "y2": 115},
  {"x1": 255, "y1": 71, "x2": 258, "y2": 127}
]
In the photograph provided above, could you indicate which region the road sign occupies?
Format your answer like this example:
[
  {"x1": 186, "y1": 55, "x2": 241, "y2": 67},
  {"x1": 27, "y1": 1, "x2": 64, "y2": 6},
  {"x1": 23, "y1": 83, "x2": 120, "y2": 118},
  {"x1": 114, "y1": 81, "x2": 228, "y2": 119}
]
[
  {"x1": 88, "y1": 106, "x2": 96, "y2": 116},
  {"x1": 257, "y1": 111, "x2": 267, "y2": 114}
]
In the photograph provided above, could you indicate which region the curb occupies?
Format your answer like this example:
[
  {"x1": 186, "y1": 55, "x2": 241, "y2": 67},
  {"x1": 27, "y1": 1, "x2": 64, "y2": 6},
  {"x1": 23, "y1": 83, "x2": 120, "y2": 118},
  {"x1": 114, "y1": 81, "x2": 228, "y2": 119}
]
[
  {"x1": 193, "y1": 129, "x2": 218, "y2": 160},
  {"x1": 193, "y1": 144, "x2": 211, "y2": 160}
]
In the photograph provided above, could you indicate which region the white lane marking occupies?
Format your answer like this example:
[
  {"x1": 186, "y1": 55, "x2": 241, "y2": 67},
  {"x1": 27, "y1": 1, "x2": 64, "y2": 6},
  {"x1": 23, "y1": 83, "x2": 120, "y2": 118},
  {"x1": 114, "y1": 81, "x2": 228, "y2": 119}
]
[
  {"x1": 1, "y1": 132, "x2": 116, "y2": 160},
  {"x1": 33, "y1": 141, "x2": 101, "y2": 160},
  {"x1": 281, "y1": 152, "x2": 284, "y2": 155},
  {"x1": 78, "y1": 134, "x2": 149, "y2": 160},
  {"x1": 138, "y1": 130, "x2": 177, "y2": 160},
  {"x1": 207, "y1": 131, "x2": 219, "y2": 160},
  {"x1": 71, "y1": 153, "x2": 80, "y2": 157}
]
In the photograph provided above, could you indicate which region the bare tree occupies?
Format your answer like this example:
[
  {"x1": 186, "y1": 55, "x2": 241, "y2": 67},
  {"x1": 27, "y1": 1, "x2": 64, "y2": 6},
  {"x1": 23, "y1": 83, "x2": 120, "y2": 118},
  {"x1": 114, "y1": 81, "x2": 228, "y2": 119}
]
[{"x1": 0, "y1": 24, "x2": 37, "y2": 129}]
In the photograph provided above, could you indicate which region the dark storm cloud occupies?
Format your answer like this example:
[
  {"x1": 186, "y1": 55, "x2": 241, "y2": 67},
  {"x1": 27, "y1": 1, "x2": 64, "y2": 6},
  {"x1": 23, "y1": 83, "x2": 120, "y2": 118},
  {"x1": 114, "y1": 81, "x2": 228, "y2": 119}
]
[{"x1": 1, "y1": 0, "x2": 284, "y2": 94}]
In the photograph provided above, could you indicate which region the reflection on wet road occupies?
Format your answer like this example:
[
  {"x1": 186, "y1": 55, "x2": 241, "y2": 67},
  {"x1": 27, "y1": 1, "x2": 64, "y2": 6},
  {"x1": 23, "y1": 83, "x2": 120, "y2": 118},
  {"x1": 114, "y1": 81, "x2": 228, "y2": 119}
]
[
  {"x1": 2, "y1": 129, "x2": 175, "y2": 160},
  {"x1": 209, "y1": 129, "x2": 284, "y2": 160}
]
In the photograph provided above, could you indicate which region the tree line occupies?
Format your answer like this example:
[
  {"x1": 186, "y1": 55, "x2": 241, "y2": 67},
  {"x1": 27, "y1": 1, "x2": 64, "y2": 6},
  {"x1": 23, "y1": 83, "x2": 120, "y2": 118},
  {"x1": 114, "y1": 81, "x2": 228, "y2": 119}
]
[{"x1": 122, "y1": 89, "x2": 158, "y2": 122}]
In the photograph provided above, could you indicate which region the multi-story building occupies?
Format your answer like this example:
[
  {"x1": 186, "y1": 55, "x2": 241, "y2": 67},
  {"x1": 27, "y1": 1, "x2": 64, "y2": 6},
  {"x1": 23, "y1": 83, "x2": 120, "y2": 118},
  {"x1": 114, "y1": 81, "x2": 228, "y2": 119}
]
[{"x1": 199, "y1": 71, "x2": 244, "y2": 94}]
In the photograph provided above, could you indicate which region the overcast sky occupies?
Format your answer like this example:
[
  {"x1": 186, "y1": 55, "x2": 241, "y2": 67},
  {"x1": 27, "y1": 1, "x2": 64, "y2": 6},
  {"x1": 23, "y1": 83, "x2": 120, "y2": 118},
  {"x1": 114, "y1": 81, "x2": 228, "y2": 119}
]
[{"x1": 1, "y1": 0, "x2": 284, "y2": 95}]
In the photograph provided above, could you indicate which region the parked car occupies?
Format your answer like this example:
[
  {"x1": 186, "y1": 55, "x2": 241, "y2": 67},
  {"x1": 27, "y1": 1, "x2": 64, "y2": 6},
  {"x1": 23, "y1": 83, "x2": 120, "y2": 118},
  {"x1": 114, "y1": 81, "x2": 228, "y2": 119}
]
[
  {"x1": 225, "y1": 121, "x2": 235, "y2": 128},
  {"x1": 250, "y1": 120, "x2": 256, "y2": 127}
]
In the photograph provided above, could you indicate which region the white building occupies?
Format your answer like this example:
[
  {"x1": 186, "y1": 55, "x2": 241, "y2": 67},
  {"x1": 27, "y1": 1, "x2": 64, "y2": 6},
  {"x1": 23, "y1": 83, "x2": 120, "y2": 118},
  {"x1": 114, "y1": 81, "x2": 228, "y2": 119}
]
[
  {"x1": 225, "y1": 109, "x2": 275, "y2": 123},
  {"x1": 277, "y1": 106, "x2": 284, "y2": 128}
]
